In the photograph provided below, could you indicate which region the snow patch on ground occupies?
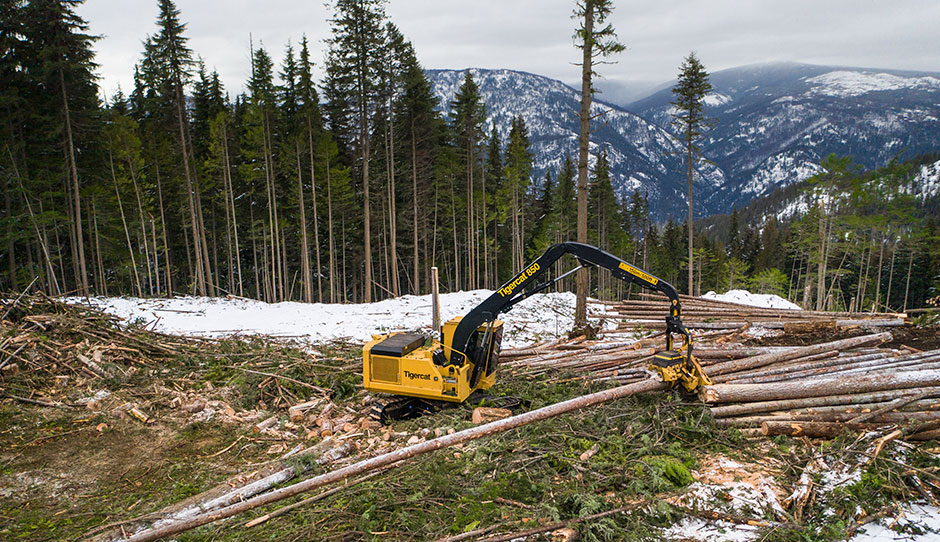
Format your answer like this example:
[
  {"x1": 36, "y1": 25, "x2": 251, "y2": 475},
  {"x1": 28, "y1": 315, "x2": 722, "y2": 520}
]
[
  {"x1": 69, "y1": 290, "x2": 607, "y2": 348},
  {"x1": 806, "y1": 71, "x2": 940, "y2": 97},
  {"x1": 851, "y1": 504, "x2": 940, "y2": 541},
  {"x1": 702, "y1": 289, "x2": 802, "y2": 310}
]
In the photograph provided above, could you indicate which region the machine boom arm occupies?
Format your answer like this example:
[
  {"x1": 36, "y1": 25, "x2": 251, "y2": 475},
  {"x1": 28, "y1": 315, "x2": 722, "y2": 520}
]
[{"x1": 450, "y1": 242, "x2": 692, "y2": 381}]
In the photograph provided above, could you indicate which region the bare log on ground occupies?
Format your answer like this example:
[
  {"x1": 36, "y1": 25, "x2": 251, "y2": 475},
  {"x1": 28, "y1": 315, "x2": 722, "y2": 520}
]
[
  {"x1": 762, "y1": 421, "x2": 881, "y2": 438},
  {"x1": 88, "y1": 439, "x2": 356, "y2": 541},
  {"x1": 848, "y1": 392, "x2": 934, "y2": 424},
  {"x1": 710, "y1": 387, "x2": 940, "y2": 418},
  {"x1": 113, "y1": 378, "x2": 666, "y2": 542},
  {"x1": 702, "y1": 369, "x2": 940, "y2": 404},
  {"x1": 706, "y1": 332, "x2": 892, "y2": 377}
]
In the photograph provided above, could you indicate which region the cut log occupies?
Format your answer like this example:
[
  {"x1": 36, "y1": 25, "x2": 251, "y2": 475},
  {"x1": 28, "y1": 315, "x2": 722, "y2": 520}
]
[
  {"x1": 848, "y1": 392, "x2": 934, "y2": 424},
  {"x1": 472, "y1": 407, "x2": 512, "y2": 424},
  {"x1": 706, "y1": 332, "x2": 892, "y2": 377},
  {"x1": 253, "y1": 416, "x2": 277, "y2": 433},
  {"x1": 761, "y1": 421, "x2": 877, "y2": 438},
  {"x1": 701, "y1": 369, "x2": 940, "y2": 404},
  {"x1": 288, "y1": 398, "x2": 324, "y2": 422},
  {"x1": 783, "y1": 320, "x2": 837, "y2": 333},
  {"x1": 710, "y1": 387, "x2": 940, "y2": 418}
]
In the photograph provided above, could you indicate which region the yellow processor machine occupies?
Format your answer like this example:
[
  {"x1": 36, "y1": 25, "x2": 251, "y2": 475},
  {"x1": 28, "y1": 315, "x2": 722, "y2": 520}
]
[{"x1": 362, "y1": 242, "x2": 710, "y2": 420}]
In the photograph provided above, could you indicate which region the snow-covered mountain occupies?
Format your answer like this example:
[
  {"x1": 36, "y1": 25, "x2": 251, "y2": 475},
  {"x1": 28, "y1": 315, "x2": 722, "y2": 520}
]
[
  {"x1": 631, "y1": 62, "x2": 940, "y2": 210},
  {"x1": 426, "y1": 68, "x2": 724, "y2": 220},
  {"x1": 427, "y1": 64, "x2": 940, "y2": 220}
]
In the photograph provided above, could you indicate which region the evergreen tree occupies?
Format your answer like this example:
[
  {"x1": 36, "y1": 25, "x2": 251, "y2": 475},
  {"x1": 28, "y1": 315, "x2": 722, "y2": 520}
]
[
  {"x1": 450, "y1": 71, "x2": 486, "y2": 290},
  {"x1": 151, "y1": 0, "x2": 212, "y2": 295},
  {"x1": 25, "y1": 0, "x2": 102, "y2": 296},
  {"x1": 727, "y1": 205, "x2": 742, "y2": 259},
  {"x1": 325, "y1": 0, "x2": 388, "y2": 302},
  {"x1": 671, "y1": 51, "x2": 715, "y2": 296},
  {"x1": 502, "y1": 116, "x2": 533, "y2": 277},
  {"x1": 483, "y1": 127, "x2": 504, "y2": 287},
  {"x1": 394, "y1": 39, "x2": 440, "y2": 294}
]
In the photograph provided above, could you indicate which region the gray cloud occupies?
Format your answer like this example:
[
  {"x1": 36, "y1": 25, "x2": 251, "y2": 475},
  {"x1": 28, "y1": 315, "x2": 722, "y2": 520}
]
[{"x1": 79, "y1": 0, "x2": 940, "y2": 103}]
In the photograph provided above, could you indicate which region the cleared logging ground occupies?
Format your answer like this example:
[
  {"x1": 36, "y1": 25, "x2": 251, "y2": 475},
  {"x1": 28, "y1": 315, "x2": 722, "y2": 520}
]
[{"x1": 0, "y1": 294, "x2": 938, "y2": 541}]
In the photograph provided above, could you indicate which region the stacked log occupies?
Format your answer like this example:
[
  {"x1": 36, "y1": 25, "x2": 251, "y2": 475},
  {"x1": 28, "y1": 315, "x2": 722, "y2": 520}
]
[
  {"x1": 504, "y1": 310, "x2": 939, "y2": 440},
  {"x1": 697, "y1": 332, "x2": 940, "y2": 439},
  {"x1": 594, "y1": 293, "x2": 906, "y2": 331}
]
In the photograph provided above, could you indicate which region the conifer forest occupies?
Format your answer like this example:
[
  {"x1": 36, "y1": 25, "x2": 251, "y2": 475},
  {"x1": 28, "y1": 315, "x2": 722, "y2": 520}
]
[{"x1": 2, "y1": 0, "x2": 939, "y2": 312}]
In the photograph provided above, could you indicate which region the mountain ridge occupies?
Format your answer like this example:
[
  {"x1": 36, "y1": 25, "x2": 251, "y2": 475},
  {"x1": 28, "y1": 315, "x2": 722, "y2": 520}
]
[{"x1": 426, "y1": 63, "x2": 940, "y2": 220}]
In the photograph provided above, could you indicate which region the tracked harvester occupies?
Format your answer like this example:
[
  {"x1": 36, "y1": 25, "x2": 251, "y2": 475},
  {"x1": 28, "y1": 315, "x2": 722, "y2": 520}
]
[{"x1": 362, "y1": 242, "x2": 710, "y2": 418}]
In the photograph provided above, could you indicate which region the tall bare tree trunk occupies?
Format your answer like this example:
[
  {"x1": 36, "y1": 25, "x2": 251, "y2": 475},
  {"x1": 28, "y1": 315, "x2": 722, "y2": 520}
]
[
  {"x1": 388, "y1": 109, "x2": 399, "y2": 297},
  {"x1": 60, "y1": 70, "x2": 88, "y2": 296},
  {"x1": 307, "y1": 118, "x2": 322, "y2": 302},
  {"x1": 109, "y1": 146, "x2": 142, "y2": 296},
  {"x1": 575, "y1": 1, "x2": 594, "y2": 328},
  {"x1": 154, "y1": 160, "x2": 172, "y2": 295},
  {"x1": 296, "y1": 142, "x2": 312, "y2": 303},
  {"x1": 194, "y1": 178, "x2": 214, "y2": 295},
  {"x1": 92, "y1": 199, "x2": 106, "y2": 295},
  {"x1": 250, "y1": 205, "x2": 260, "y2": 299},
  {"x1": 128, "y1": 161, "x2": 153, "y2": 295},
  {"x1": 815, "y1": 198, "x2": 828, "y2": 311},
  {"x1": 360, "y1": 81, "x2": 373, "y2": 303},
  {"x1": 326, "y1": 152, "x2": 336, "y2": 304},
  {"x1": 873, "y1": 236, "x2": 885, "y2": 313},
  {"x1": 9, "y1": 147, "x2": 59, "y2": 293},
  {"x1": 221, "y1": 124, "x2": 242, "y2": 296},
  {"x1": 222, "y1": 133, "x2": 235, "y2": 295},
  {"x1": 687, "y1": 139, "x2": 694, "y2": 296},
  {"x1": 150, "y1": 214, "x2": 159, "y2": 295},
  {"x1": 450, "y1": 180, "x2": 459, "y2": 290},
  {"x1": 481, "y1": 152, "x2": 488, "y2": 290},
  {"x1": 903, "y1": 248, "x2": 913, "y2": 312},
  {"x1": 466, "y1": 133, "x2": 474, "y2": 290},
  {"x1": 885, "y1": 239, "x2": 897, "y2": 311},
  {"x1": 411, "y1": 124, "x2": 420, "y2": 295},
  {"x1": 175, "y1": 82, "x2": 205, "y2": 296}
]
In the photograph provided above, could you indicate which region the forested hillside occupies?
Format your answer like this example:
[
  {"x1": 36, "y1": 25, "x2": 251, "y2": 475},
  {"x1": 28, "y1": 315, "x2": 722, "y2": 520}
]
[{"x1": 1, "y1": 0, "x2": 938, "y2": 312}]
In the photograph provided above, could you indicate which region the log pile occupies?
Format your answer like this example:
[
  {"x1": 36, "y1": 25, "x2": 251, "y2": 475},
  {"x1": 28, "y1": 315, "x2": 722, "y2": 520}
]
[
  {"x1": 595, "y1": 293, "x2": 906, "y2": 331},
  {"x1": 700, "y1": 332, "x2": 940, "y2": 439},
  {"x1": 503, "y1": 296, "x2": 939, "y2": 440}
]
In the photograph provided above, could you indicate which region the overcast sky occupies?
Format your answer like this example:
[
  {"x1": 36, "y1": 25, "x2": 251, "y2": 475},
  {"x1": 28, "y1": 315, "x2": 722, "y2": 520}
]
[{"x1": 78, "y1": 0, "x2": 940, "y2": 104}]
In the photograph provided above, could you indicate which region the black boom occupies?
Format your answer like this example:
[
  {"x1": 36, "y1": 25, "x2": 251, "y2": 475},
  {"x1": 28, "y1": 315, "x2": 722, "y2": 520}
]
[{"x1": 448, "y1": 242, "x2": 692, "y2": 387}]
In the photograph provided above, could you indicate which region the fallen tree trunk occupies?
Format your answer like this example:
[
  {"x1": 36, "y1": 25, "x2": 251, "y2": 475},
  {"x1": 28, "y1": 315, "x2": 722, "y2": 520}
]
[
  {"x1": 705, "y1": 332, "x2": 892, "y2": 377},
  {"x1": 716, "y1": 410, "x2": 940, "y2": 427},
  {"x1": 701, "y1": 369, "x2": 940, "y2": 404},
  {"x1": 115, "y1": 378, "x2": 667, "y2": 542},
  {"x1": 710, "y1": 387, "x2": 940, "y2": 418},
  {"x1": 762, "y1": 421, "x2": 880, "y2": 438}
]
